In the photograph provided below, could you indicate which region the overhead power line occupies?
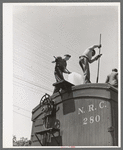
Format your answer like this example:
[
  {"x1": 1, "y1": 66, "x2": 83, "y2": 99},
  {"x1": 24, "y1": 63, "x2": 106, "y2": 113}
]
[
  {"x1": 13, "y1": 110, "x2": 31, "y2": 119},
  {"x1": 13, "y1": 83, "x2": 51, "y2": 95},
  {"x1": 14, "y1": 16, "x2": 81, "y2": 56},
  {"x1": 13, "y1": 59, "x2": 53, "y2": 84},
  {"x1": 13, "y1": 105, "x2": 31, "y2": 113},
  {"x1": 13, "y1": 75, "x2": 52, "y2": 92}
]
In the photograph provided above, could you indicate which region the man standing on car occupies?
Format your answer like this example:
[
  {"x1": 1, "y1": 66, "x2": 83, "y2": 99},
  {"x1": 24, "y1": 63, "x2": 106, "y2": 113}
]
[
  {"x1": 52, "y1": 54, "x2": 71, "y2": 93},
  {"x1": 79, "y1": 44, "x2": 102, "y2": 84},
  {"x1": 105, "y1": 68, "x2": 118, "y2": 88}
]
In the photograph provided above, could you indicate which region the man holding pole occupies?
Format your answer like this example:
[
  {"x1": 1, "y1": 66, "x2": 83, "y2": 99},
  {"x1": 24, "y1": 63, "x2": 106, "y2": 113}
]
[{"x1": 79, "y1": 44, "x2": 102, "y2": 84}]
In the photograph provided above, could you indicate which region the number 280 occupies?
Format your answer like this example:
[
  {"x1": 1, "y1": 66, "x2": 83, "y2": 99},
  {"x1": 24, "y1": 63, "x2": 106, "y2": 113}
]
[{"x1": 83, "y1": 115, "x2": 100, "y2": 125}]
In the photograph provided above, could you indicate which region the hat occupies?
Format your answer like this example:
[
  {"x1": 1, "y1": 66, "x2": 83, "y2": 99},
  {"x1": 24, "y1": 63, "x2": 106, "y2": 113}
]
[
  {"x1": 112, "y1": 68, "x2": 118, "y2": 72},
  {"x1": 64, "y1": 54, "x2": 71, "y2": 57}
]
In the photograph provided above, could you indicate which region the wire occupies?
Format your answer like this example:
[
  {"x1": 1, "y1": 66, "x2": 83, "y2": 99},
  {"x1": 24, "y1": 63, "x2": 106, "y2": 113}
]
[
  {"x1": 13, "y1": 16, "x2": 97, "y2": 84},
  {"x1": 13, "y1": 110, "x2": 31, "y2": 119},
  {"x1": 14, "y1": 16, "x2": 81, "y2": 56},
  {"x1": 13, "y1": 60, "x2": 53, "y2": 85},
  {"x1": 13, "y1": 75, "x2": 52, "y2": 92},
  {"x1": 13, "y1": 65, "x2": 53, "y2": 82},
  {"x1": 13, "y1": 83, "x2": 52, "y2": 95},
  {"x1": 13, "y1": 50, "x2": 53, "y2": 71},
  {"x1": 13, "y1": 105, "x2": 31, "y2": 113},
  {"x1": 13, "y1": 58, "x2": 53, "y2": 79}
]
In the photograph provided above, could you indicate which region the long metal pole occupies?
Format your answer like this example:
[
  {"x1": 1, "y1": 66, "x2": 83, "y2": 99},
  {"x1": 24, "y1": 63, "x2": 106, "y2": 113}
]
[{"x1": 96, "y1": 34, "x2": 101, "y2": 83}]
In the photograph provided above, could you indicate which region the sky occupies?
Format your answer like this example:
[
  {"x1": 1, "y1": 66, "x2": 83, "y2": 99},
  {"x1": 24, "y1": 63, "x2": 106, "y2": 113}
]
[{"x1": 3, "y1": 3, "x2": 120, "y2": 147}]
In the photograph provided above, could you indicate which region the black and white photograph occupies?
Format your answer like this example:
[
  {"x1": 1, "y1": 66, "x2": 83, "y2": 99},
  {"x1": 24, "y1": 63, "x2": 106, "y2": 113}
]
[{"x1": 3, "y1": 2, "x2": 120, "y2": 148}]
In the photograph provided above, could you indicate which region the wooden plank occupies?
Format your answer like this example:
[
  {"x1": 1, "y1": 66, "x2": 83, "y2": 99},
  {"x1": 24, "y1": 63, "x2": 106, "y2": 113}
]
[{"x1": 53, "y1": 80, "x2": 74, "y2": 90}]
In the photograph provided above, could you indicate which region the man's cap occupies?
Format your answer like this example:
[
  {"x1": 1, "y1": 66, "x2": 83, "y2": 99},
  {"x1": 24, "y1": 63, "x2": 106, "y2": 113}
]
[
  {"x1": 64, "y1": 54, "x2": 71, "y2": 57},
  {"x1": 112, "y1": 68, "x2": 118, "y2": 72}
]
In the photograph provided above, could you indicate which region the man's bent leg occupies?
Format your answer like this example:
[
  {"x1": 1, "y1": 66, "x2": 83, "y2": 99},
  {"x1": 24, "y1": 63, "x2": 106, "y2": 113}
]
[
  {"x1": 79, "y1": 58, "x2": 91, "y2": 84},
  {"x1": 53, "y1": 68, "x2": 64, "y2": 94}
]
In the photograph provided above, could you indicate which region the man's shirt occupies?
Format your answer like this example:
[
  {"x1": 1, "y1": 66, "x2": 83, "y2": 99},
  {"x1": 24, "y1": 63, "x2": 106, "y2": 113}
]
[
  {"x1": 105, "y1": 72, "x2": 118, "y2": 87},
  {"x1": 82, "y1": 48, "x2": 93, "y2": 61},
  {"x1": 55, "y1": 57, "x2": 67, "y2": 72}
]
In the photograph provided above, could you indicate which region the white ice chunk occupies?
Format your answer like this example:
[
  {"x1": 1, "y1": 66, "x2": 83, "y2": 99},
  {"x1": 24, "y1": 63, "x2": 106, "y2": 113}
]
[{"x1": 66, "y1": 72, "x2": 83, "y2": 85}]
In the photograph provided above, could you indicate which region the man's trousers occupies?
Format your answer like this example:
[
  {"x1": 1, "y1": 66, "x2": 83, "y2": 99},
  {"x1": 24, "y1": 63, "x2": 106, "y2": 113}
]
[
  {"x1": 79, "y1": 56, "x2": 91, "y2": 84},
  {"x1": 53, "y1": 67, "x2": 64, "y2": 93}
]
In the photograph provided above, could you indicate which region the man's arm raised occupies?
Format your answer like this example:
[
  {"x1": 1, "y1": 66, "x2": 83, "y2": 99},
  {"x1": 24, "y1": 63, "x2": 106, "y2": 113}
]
[{"x1": 89, "y1": 44, "x2": 101, "y2": 50}]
